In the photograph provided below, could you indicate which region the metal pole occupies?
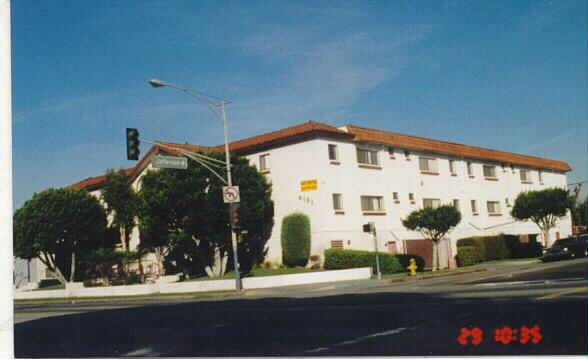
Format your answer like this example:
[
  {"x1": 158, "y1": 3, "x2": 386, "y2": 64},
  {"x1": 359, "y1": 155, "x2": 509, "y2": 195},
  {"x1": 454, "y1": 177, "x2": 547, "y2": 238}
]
[
  {"x1": 221, "y1": 101, "x2": 242, "y2": 291},
  {"x1": 373, "y1": 229, "x2": 381, "y2": 280}
]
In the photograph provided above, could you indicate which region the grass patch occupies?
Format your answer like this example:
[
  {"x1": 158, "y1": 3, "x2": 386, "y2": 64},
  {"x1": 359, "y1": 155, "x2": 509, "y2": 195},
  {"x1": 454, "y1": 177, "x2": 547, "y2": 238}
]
[
  {"x1": 478, "y1": 257, "x2": 540, "y2": 265},
  {"x1": 188, "y1": 267, "x2": 324, "y2": 281}
]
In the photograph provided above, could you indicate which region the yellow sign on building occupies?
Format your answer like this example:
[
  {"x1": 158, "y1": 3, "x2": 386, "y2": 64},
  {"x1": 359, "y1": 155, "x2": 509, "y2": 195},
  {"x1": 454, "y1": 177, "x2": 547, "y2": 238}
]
[{"x1": 301, "y1": 179, "x2": 318, "y2": 192}]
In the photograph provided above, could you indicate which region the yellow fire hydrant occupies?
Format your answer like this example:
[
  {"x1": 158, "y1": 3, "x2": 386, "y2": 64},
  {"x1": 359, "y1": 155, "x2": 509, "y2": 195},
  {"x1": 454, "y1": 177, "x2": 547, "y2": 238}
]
[{"x1": 407, "y1": 258, "x2": 418, "y2": 276}]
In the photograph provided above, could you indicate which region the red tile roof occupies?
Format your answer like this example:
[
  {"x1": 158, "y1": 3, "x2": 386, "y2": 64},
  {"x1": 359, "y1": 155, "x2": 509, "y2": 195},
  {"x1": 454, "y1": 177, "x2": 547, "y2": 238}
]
[
  {"x1": 345, "y1": 124, "x2": 572, "y2": 172},
  {"x1": 68, "y1": 168, "x2": 134, "y2": 190},
  {"x1": 70, "y1": 120, "x2": 571, "y2": 190},
  {"x1": 211, "y1": 120, "x2": 353, "y2": 153}
]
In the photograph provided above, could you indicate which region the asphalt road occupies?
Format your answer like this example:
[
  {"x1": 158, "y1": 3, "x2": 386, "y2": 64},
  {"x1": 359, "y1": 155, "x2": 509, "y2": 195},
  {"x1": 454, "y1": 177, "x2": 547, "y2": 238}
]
[{"x1": 14, "y1": 259, "x2": 587, "y2": 357}]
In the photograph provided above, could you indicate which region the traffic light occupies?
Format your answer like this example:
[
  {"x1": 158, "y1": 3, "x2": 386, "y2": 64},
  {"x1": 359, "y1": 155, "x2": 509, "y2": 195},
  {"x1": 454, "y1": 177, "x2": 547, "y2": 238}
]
[
  {"x1": 230, "y1": 203, "x2": 241, "y2": 229},
  {"x1": 126, "y1": 128, "x2": 140, "y2": 160}
]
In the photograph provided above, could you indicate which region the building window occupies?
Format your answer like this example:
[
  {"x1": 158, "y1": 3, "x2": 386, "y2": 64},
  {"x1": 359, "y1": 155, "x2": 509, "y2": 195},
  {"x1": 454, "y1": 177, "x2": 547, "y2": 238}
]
[
  {"x1": 331, "y1": 240, "x2": 344, "y2": 249},
  {"x1": 467, "y1": 162, "x2": 474, "y2": 177},
  {"x1": 538, "y1": 171, "x2": 543, "y2": 184},
  {"x1": 409, "y1": 193, "x2": 415, "y2": 202},
  {"x1": 387, "y1": 146, "x2": 395, "y2": 158},
  {"x1": 483, "y1": 165, "x2": 497, "y2": 178},
  {"x1": 393, "y1": 192, "x2": 399, "y2": 202},
  {"x1": 361, "y1": 196, "x2": 385, "y2": 212},
  {"x1": 356, "y1": 148, "x2": 379, "y2": 166},
  {"x1": 404, "y1": 150, "x2": 411, "y2": 160},
  {"x1": 259, "y1": 154, "x2": 270, "y2": 172},
  {"x1": 487, "y1": 201, "x2": 501, "y2": 215},
  {"x1": 520, "y1": 169, "x2": 531, "y2": 182},
  {"x1": 328, "y1": 144, "x2": 339, "y2": 162},
  {"x1": 471, "y1": 199, "x2": 478, "y2": 214},
  {"x1": 419, "y1": 157, "x2": 438, "y2": 173},
  {"x1": 449, "y1": 159, "x2": 456, "y2": 174},
  {"x1": 423, "y1": 198, "x2": 441, "y2": 208},
  {"x1": 505, "y1": 197, "x2": 511, "y2": 207},
  {"x1": 453, "y1": 199, "x2": 460, "y2": 210},
  {"x1": 332, "y1": 193, "x2": 343, "y2": 211}
]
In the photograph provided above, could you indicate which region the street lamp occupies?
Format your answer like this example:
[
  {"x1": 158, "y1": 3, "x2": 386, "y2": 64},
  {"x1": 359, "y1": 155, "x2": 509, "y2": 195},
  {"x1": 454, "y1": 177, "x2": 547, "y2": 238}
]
[{"x1": 148, "y1": 79, "x2": 242, "y2": 291}]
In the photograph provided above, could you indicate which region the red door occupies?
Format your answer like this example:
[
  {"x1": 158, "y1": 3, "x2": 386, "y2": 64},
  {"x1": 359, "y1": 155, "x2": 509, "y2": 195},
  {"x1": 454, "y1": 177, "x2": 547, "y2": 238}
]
[{"x1": 404, "y1": 239, "x2": 434, "y2": 270}]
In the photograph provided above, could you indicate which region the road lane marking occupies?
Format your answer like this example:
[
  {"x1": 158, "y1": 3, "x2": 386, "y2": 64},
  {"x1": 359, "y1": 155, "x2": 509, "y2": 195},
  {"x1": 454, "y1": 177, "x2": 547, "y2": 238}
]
[
  {"x1": 304, "y1": 327, "x2": 409, "y2": 353},
  {"x1": 536, "y1": 287, "x2": 587, "y2": 300}
]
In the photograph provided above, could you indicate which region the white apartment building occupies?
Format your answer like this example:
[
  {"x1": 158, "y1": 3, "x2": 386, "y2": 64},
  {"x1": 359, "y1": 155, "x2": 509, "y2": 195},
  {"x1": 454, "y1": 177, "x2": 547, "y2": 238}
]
[{"x1": 26, "y1": 120, "x2": 571, "y2": 282}]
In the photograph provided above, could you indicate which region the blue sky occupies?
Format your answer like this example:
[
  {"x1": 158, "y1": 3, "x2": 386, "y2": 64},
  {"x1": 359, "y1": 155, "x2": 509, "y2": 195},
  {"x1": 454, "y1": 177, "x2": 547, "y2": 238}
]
[{"x1": 11, "y1": 0, "x2": 587, "y2": 209}]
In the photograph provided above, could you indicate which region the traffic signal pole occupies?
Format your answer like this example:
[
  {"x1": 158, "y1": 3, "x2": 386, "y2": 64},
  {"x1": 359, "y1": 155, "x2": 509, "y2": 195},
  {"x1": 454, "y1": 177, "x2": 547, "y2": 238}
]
[{"x1": 221, "y1": 101, "x2": 242, "y2": 292}]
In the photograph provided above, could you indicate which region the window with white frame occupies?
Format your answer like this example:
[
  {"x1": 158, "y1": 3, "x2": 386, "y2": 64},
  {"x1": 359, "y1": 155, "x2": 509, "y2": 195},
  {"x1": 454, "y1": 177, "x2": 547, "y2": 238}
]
[
  {"x1": 332, "y1": 193, "x2": 343, "y2": 211},
  {"x1": 471, "y1": 199, "x2": 478, "y2": 214},
  {"x1": 423, "y1": 198, "x2": 441, "y2": 208},
  {"x1": 467, "y1": 162, "x2": 474, "y2": 176},
  {"x1": 356, "y1": 148, "x2": 379, "y2": 166},
  {"x1": 483, "y1": 165, "x2": 497, "y2": 178},
  {"x1": 361, "y1": 195, "x2": 385, "y2": 211},
  {"x1": 487, "y1": 201, "x2": 501, "y2": 214},
  {"x1": 449, "y1": 159, "x2": 456, "y2": 174},
  {"x1": 505, "y1": 197, "x2": 511, "y2": 207},
  {"x1": 259, "y1": 154, "x2": 270, "y2": 171},
  {"x1": 419, "y1": 157, "x2": 438, "y2": 173},
  {"x1": 404, "y1": 150, "x2": 411, "y2": 160},
  {"x1": 393, "y1": 192, "x2": 399, "y2": 201},
  {"x1": 520, "y1": 169, "x2": 530, "y2": 182},
  {"x1": 453, "y1": 199, "x2": 460, "y2": 210},
  {"x1": 538, "y1": 170, "x2": 543, "y2": 183},
  {"x1": 328, "y1": 144, "x2": 339, "y2": 161},
  {"x1": 409, "y1": 193, "x2": 415, "y2": 201}
]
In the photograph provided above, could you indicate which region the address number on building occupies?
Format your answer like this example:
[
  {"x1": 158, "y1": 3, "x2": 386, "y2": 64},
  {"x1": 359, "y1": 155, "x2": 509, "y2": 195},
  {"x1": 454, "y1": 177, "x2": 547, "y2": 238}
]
[{"x1": 223, "y1": 186, "x2": 240, "y2": 203}]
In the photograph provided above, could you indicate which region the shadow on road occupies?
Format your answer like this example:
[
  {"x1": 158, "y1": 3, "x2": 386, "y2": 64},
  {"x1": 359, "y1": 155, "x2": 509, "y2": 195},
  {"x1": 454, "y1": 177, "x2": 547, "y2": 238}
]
[{"x1": 14, "y1": 290, "x2": 586, "y2": 357}]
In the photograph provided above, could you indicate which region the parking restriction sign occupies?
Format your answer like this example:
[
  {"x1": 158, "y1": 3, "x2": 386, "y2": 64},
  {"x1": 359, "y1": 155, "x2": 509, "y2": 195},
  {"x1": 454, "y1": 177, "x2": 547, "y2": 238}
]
[{"x1": 223, "y1": 186, "x2": 240, "y2": 203}]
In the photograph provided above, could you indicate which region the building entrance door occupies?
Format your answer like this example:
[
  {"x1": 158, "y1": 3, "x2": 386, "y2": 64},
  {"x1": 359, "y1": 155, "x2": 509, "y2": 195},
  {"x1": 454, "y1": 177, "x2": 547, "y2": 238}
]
[{"x1": 404, "y1": 239, "x2": 434, "y2": 270}]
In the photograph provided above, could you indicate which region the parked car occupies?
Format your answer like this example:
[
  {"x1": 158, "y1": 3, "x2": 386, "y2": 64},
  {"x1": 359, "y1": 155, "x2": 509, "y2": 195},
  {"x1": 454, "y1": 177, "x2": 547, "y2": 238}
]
[{"x1": 541, "y1": 234, "x2": 588, "y2": 262}]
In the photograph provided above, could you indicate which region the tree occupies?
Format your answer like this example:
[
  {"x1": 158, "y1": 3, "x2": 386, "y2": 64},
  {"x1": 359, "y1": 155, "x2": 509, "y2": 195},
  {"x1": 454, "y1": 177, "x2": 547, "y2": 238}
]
[
  {"x1": 101, "y1": 169, "x2": 139, "y2": 251},
  {"x1": 137, "y1": 151, "x2": 273, "y2": 278},
  {"x1": 511, "y1": 188, "x2": 570, "y2": 246},
  {"x1": 13, "y1": 188, "x2": 108, "y2": 285},
  {"x1": 281, "y1": 213, "x2": 311, "y2": 267},
  {"x1": 570, "y1": 197, "x2": 587, "y2": 228},
  {"x1": 402, "y1": 205, "x2": 462, "y2": 271}
]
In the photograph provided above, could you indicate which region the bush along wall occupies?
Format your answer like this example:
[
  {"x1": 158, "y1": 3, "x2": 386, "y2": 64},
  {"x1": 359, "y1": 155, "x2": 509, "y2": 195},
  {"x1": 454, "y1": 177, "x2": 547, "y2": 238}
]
[
  {"x1": 456, "y1": 246, "x2": 481, "y2": 267},
  {"x1": 503, "y1": 234, "x2": 543, "y2": 258},
  {"x1": 456, "y1": 234, "x2": 537, "y2": 266},
  {"x1": 323, "y1": 249, "x2": 424, "y2": 274},
  {"x1": 281, "y1": 213, "x2": 311, "y2": 267}
]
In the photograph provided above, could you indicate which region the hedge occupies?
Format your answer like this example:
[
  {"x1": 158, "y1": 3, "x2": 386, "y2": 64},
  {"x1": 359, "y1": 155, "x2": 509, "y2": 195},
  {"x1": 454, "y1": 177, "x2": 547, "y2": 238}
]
[
  {"x1": 324, "y1": 249, "x2": 426, "y2": 274},
  {"x1": 281, "y1": 213, "x2": 311, "y2": 267},
  {"x1": 457, "y1": 246, "x2": 481, "y2": 267},
  {"x1": 456, "y1": 235, "x2": 511, "y2": 262},
  {"x1": 503, "y1": 234, "x2": 543, "y2": 258}
]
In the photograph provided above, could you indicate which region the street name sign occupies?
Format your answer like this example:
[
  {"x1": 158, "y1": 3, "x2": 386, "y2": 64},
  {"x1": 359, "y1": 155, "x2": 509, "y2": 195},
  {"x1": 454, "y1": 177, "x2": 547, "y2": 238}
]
[
  {"x1": 223, "y1": 186, "x2": 240, "y2": 203},
  {"x1": 152, "y1": 155, "x2": 188, "y2": 170}
]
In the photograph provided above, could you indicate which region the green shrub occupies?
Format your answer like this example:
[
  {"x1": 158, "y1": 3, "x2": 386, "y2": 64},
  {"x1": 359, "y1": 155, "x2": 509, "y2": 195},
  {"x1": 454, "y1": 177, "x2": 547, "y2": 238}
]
[
  {"x1": 395, "y1": 254, "x2": 426, "y2": 272},
  {"x1": 483, "y1": 235, "x2": 511, "y2": 261},
  {"x1": 457, "y1": 246, "x2": 481, "y2": 266},
  {"x1": 324, "y1": 249, "x2": 403, "y2": 274},
  {"x1": 281, "y1": 213, "x2": 311, "y2": 267},
  {"x1": 457, "y1": 236, "x2": 487, "y2": 261},
  {"x1": 504, "y1": 234, "x2": 543, "y2": 258}
]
